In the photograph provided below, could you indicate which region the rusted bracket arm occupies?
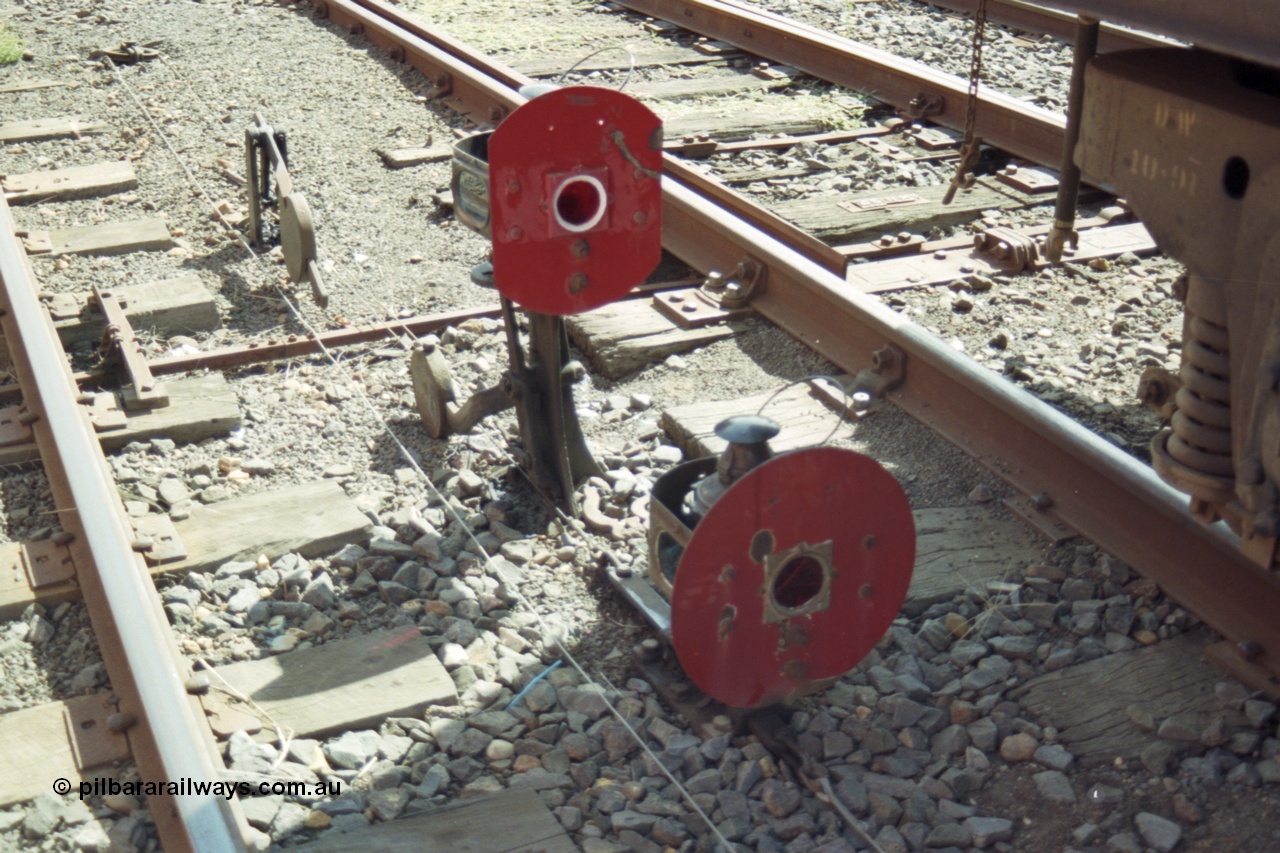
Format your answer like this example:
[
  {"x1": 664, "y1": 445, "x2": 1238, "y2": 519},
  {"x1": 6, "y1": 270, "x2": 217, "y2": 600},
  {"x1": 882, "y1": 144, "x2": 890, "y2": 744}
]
[{"x1": 92, "y1": 285, "x2": 167, "y2": 411}]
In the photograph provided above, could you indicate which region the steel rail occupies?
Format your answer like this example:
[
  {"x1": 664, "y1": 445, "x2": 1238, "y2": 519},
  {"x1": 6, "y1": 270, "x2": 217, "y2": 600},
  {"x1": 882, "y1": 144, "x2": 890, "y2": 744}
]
[
  {"x1": 611, "y1": 0, "x2": 1072, "y2": 177},
  {"x1": 0, "y1": 197, "x2": 246, "y2": 851},
  {"x1": 320, "y1": 1, "x2": 1280, "y2": 684},
  {"x1": 846, "y1": 0, "x2": 1168, "y2": 53},
  {"x1": 1022, "y1": 0, "x2": 1280, "y2": 69}
]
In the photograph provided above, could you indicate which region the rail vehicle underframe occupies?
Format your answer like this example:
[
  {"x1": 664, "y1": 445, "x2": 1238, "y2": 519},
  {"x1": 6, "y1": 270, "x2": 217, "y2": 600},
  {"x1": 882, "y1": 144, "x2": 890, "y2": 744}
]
[{"x1": 1072, "y1": 47, "x2": 1280, "y2": 570}]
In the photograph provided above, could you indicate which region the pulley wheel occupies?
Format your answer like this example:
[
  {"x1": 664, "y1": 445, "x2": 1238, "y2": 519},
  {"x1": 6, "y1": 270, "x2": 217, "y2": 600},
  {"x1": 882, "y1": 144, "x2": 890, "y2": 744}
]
[
  {"x1": 280, "y1": 193, "x2": 317, "y2": 284},
  {"x1": 671, "y1": 446, "x2": 915, "y2": 709},
  {"x1": 409, "y1": 345, "x2": 456, "y2": 439}
]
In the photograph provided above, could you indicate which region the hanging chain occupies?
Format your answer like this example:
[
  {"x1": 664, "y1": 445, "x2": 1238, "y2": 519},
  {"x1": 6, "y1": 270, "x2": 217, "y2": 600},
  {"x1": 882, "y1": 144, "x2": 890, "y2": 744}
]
[{"x1": 942, "y1": 0, "x2": 989, "y2": 204}]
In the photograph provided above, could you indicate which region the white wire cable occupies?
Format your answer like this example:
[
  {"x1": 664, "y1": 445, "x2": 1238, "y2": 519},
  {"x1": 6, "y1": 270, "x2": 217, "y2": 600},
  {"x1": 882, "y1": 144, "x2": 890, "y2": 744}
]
[{"x1": 109, "y1": 55, "x2": 739, "y2": 851}]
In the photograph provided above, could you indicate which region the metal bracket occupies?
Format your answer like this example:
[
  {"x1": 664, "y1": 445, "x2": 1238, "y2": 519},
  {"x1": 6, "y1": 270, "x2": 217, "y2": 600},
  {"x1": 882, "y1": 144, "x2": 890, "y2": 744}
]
[
  {"x1": 1002, "y1": 493, "x2": 1074, "y2": 545},
  {"x1": 974, "y1": 226, "x2": 1041, "y2": 274},
  {"x1": 907, "y1": 125, "x2": 960, "y2": 151},
  {"x1": 0, "y1": 405, "x2": 33, "y2": 446},
  {"x1": 851, "y1": 344, "x2": 906, "y2": 401},
  {"x1": 720, "y1": 256, "x2": 766, "y2": 310},
  {"x1": 246, "y1": 114, "x2": 329, "y2": 307},
  {"x1": 94, "y1": 285, "x2": 167, "y2": 411},
  {"x1": 131, "y1": 513, "x2": 187, "y2": 565},
  {"x1": 751, "y1": 63, "x2": 794, "y2": 81},
  {"x1": 906, "y1": 89, "x2": 945, "y2": 119},
  {"x1": 652, "y1": 273, "x2": 754, "y2": 329},
  {"x1": 426, "y1": 73, "x2": 452, "y2": 99},
  {"x1": 22, "y1": 538, "x2": 76, "y2": 589},
  {"x1": 64, "y1": 695, "x2": 131, "y2": 770},
  {"x1": 996, "y1": 164, "x2": 1060, "y2": 194}
]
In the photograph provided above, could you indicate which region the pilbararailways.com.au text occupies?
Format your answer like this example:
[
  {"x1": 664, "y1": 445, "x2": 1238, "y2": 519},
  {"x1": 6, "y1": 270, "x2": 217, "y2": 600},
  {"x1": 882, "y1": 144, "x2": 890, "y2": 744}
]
[{"x1": 55, "y1": 777, "x2": 342, "y2": 801}]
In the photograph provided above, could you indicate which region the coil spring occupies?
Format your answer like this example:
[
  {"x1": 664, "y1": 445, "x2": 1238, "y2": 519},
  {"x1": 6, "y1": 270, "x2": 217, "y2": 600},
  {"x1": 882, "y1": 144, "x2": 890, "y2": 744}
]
[{"x1": 1167, "y1": 313, "x2": 1233, "y2": 479}]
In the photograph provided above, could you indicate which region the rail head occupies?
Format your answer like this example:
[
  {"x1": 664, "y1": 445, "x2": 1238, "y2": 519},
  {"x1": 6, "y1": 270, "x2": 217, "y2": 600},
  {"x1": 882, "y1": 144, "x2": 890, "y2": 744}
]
[{"x1": 0, "y1": 195, "x2": 247, "y2": 853}]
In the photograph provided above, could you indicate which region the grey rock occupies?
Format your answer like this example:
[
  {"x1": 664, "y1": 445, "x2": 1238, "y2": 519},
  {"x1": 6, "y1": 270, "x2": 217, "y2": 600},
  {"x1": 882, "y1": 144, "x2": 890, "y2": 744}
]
[
  {"x1": 968, "y1": 717, "x2": 998, "y2": 752},
  {"x1": 1033, "y1": 770, "x2": 1076, "y2": 803},
  {"x1": 368, "y1": 788, "x2": 410, "y2": 821},
  {"x1": 158, "y1": 477, "x2": 190, "y2": 506},
  {"x1": 1034, "y1": 744, "x2": 1075, "y2": 771},
  {"x1": 21, "y1": 793, "x2": 65, "y2": 838},
  {"x1": 329, "y1": 543, "x2": 368, "y2": 568},
  {"x1": 456, "y1": 469, "x2": 485, "y2": 497},
  {"x1": 163, "y1": 585, "x2": 203, "y2": 608},
  {"x1": 760, "y1": 779, "x2": 802, "y2": 818},
  {"x1": 964, "y1": 816, "x2": 1014, "y2": 848},
  {"x1": 228, "y1": 730, "x2": 276, "y2": 775},
  {"x1": 610, "y1": 810, "x2": 657, "y2": 833},
  {"x1": 378, "y1": 580, "x2": 417, "y2": 605},
  {"x1": 70, "y1": 820, "x2": 114, "y2": 852},
  {"x1": 27, "y1": 614, "x2": 55, "y2": 645},
  {"x1": 952, "y1": 640, "x2": 988, "y2": 666},
  {"x1": 240, "y1": 795, "x2": 282, "y2": 830},
  {"x1": 559, "y1": 685, "x2": 610, "y2": 719},
  {"x1": 226, "y1": 585, "x2": 260, "y2": 614},
  {"x1": 1257, "y1": 759, "x2": 1280, "y2": 784},
  {"x1": 302, "y1": 573, "x2": 336, "y2": 609},
  {"x1": 988, "y1": 636, "x2": 1037, "y2": 661},
  {"x1": 924, "y1": 822, "x2": 971, "y2": 848},
  {"x1": 417, "y1": 764, "x2": 451, "y2": 798},
  {"x1": 1134, "y1": 812, "x2": 1182, "y2": 853},
  {"x1": 1245, "y1": 699, "x2": 1277, "y2": 728},
  {"x1": 651, "y1": 445, "x2": 683, "y2": 465},
  {"x1": 369, "y1": 536, "x2": 417, "y2": 561},
  {"x1": 70, "y1": 661, "x2": 107, "y2": 691},
  {"x1": 1088, "y1": 784, "x2": 1124, "y2": 805},
  {"x1": 270, "y1": 802, "x2": 309, "y2": 839},
  {"x1": 1108, "y1": 832, "x2": 1143, "y2": 853},
  {"x1": 1157, "y1": 715, "x2": 1201, "y2": 743},
  {"x1": 326, "y1": 730, "x2": 381, "y2": 770},
  {"x1": 1073, "y1": 823, "x2": 1099, "y2": 844},
  {"x1": 931, "y1": 724, "x2": 969, "y2": 758}
]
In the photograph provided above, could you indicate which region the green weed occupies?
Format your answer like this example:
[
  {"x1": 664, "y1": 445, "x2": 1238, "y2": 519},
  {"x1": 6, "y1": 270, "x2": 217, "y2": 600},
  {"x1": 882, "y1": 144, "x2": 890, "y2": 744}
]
[{"x1": 0, "y1": 23, "x2": 24, "y2": 66}]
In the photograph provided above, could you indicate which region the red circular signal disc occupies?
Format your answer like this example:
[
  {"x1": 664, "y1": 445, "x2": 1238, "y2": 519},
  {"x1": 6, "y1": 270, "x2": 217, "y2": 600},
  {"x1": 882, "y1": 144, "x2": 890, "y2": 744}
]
[
  {"x1": 671, "y1": 447, "x2": 915, "y2": 709},
  {"x1": 489, "y1": 86, "x2": 663, "y2": 316}
]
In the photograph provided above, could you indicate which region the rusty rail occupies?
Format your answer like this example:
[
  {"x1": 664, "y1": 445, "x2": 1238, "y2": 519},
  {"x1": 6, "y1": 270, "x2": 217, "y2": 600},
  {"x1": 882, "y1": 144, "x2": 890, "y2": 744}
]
[
  {"x1": 318, "y1": 0, "x2": 1280, "y2": 689},
  {"x1": 850, "y1": 0, "x2": 1168, "y2": 53},
  {"x1": 0, "y1": 197, "x2": 247, "y2": 851},
  {"x1": 1024, "y1": 0, "x2": 1280, "y2": 68},
  {"x1": 611, "y1": 0, "x2": 1071, "y2": 176}
]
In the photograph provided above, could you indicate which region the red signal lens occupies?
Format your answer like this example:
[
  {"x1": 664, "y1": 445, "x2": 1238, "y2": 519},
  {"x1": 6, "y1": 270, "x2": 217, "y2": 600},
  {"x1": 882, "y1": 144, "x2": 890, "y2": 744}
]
[{"x1": 553, "y1": 175, "x2": 606, "y2": 232}]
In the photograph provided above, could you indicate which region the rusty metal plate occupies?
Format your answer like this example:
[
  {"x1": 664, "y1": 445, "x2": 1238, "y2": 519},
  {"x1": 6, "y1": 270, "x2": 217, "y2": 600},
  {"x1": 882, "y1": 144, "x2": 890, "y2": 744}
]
[
  {"x1": 846, "y1": 221, "x2": 1156, "y2": 294},
  {"x1": 0, "y1": 405, "x2": 33, "y2": 447},
  {"x1": 671, "y1": 447, "x2": 914, "y2": 708},
  {"x1": 996, "y1": 165, "x2": 1059, "y2": 194},
  {"x1": 855, "y1": 137, "x2": 915, "y2": 162},
  {"x1": 200, "y1": 691, "x2": 264, "y2": 739},
  {"x1": 489, "y1": 86, "x2": 663, "y2": 316},
  {"x1": 837, "y1": 192, "x2": 927, "y2": 214},
  {"x1": 22, "y1": 538, "x2": 76, "y2": 589},
  {"x1": 83, "y1": 392, "x2": 127, "y2": 432},
  {"x1": 64, "y1": 694, "x2": 131, "y2": 770},
  {"x1": 909, "y1": 126, "x2": 960, "y2": 151},
  {"x1": 133, "y1": 514, "x2": 187, "y2": 565},
  {"x1": 652, "y1": 287, "x2": 752, "y2": 329}
]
